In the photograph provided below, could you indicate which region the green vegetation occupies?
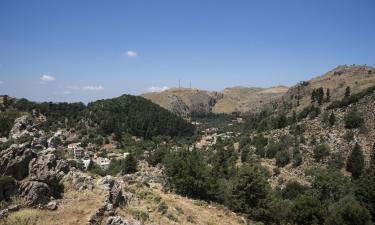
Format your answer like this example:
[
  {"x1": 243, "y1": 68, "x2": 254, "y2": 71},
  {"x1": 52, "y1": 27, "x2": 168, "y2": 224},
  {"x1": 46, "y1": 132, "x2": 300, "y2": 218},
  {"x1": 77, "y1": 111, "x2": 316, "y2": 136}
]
[
  {"x1": 346, "y1": 143, "x2": 365, "y2": 179},
  {"x1": 344, "y1": 110, "x2": 364, "y2": 129},
  {"x1": 313, "y1": 144, "x2": 330, "y2": 162},
  {"x1": 1, "y1": 95, "x2": 194, "y2": 139},
  {"x1": 328, "y1": 85, "x2": 375, "y2": 109}
]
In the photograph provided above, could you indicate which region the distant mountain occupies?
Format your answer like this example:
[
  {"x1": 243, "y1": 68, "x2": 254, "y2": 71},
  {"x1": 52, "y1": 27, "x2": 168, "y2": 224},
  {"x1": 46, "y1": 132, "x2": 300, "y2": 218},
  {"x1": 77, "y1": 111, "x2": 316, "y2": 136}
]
[
  {"x1": 141, "y1": 86, "x2": 288, "y2": 117},
  {"x1": 142, "y1": 65, "x2": 375, "y2": 116}
]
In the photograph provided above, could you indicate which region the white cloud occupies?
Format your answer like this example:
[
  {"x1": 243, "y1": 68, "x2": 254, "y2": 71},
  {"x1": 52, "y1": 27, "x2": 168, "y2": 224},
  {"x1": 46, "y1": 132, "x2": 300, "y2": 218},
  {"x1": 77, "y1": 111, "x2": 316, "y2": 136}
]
[
  {"x1": 126, "y1": 50, "x2": 138, "y2": 58},
  {"x1": 66, "y1": 85, "x2": 104, "y2": 92},
  {"x1": 82, "y1": 85, "x2": 104, "y2": 91},
  {"x1": 66, "y1": 85, "x2": 80, "y2": 90},
  {"x1": 148, "y1": 86, "x2": 169, "y2": 92},
  {"x1": 0, "y1": 81, "x2": 3, "y2": 84},
  {"x1": 40, "y1": 74, "x2": 56, "y2": 82}
]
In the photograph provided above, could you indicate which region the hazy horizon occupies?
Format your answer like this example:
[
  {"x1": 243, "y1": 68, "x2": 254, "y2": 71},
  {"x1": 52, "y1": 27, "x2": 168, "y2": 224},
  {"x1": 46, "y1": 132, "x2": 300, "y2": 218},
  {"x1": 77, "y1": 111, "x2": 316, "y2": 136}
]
[{"x1": 1, "y1": 0, "x2": 374, "y2": 103}]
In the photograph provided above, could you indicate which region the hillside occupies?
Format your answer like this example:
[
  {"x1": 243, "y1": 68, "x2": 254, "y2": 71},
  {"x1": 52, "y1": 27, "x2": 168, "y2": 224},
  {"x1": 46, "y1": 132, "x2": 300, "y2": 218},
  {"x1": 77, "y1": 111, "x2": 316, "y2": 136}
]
[
  {"x1": 141, "y1": 86, "x2": 289, "y2": 117},
  {"x1": 279, "y1": 65, "x2": 375, "y2": 113}
]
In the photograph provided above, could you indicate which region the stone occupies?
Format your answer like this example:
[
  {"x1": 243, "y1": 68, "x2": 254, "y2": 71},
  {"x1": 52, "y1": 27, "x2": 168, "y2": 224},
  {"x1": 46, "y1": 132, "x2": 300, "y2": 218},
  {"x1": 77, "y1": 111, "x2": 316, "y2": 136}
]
[
  {"x1": 106, "y1": 216, "x2": 129, "y2": 225},
  {"x1": 45, "y1": 201, "x2": 58, "y2": 210}
]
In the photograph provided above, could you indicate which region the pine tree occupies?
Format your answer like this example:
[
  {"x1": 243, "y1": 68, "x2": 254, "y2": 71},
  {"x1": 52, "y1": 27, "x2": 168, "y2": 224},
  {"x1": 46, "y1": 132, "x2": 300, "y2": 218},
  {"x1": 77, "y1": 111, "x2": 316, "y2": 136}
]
[
  {"x1": 325, "y1": 88, "x2": 330, "y2": 102},
  {"x1": 346, "y1": 143, "x2": 365, "y2": 179},
  {"x1": 311, "y1": 89, "x2": 316, "y2": 103},
  {"x1": 345, "y1": 86, "x2": 351, "y2": 98},
  {"x1": 329, "y1": 112, "x2": 336, "y2": 127}
]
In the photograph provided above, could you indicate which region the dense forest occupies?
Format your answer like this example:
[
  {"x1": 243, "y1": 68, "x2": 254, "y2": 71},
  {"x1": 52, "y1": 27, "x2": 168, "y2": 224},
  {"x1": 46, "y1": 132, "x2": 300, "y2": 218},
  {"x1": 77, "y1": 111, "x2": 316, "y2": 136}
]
[{"x1": 0, "y1": 94, "x2": 195, "y2": 139}]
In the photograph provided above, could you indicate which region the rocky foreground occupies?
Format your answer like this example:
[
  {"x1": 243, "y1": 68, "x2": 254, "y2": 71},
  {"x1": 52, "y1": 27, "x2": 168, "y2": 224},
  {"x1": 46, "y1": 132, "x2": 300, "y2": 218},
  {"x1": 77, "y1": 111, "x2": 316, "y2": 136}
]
[{"x1": 0, "y1": 115, "x2": 246, "y2": 225}]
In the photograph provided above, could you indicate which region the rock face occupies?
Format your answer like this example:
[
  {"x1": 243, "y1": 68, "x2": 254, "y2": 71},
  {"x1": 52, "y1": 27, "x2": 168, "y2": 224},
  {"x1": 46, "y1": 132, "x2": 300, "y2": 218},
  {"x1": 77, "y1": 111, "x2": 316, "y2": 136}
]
[
  {"x1": 0, "y1": 145, "x2": 36, "y2": 180},
  {"x1": 1, "y1": 115, "x2": 70, "y2": 206},
  {"x1": 8, "y1": 115, "x2": 34, "y2": 140}
]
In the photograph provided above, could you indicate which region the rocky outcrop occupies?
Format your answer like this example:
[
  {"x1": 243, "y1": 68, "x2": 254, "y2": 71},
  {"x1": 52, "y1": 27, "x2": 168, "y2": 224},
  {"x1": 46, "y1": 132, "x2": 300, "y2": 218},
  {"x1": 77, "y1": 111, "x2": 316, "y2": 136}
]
[
  {"x1": 123, "y1": 161, "x2": 170, "y2": 189},
  {"x1": 19, "y1": 149, "x2": 69, "y2": 205},
  {"x1": 89, "y1": 176, "x2": 127, "y2": 225},
  {"x1": 106, "y1": 216, "x2": 129, "y2": 225},
  {"x1": 19, "y1": 181, "x2": 50, "y2": 205},
  {"x1": 8, "y1": 115, "x2": 34, "y2": 140},
  {"x1": 0, "y1": 145, "x2": 36, "y2": 180},
  {"x1": 62, "y1": 169, "x2": 94, "y2": 191}
]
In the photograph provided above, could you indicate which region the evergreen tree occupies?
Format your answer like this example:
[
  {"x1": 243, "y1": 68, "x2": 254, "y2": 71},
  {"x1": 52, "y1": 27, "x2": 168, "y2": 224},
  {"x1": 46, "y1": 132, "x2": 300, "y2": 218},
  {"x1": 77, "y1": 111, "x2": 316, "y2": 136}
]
[
  {"x1": 329, "y1": 112, "x2": 336, "y2": 127},
  {"x1": 311, "y1": 89, "x2": 316, "y2": 103},
  {"x1": 316, "y1": 87, "x2": 324, "y2": 105},
  {"x1": 345, "y1": 86, "x2": 351, "y2": 98},
  {"x1": 356, "y1": 169, "x2": 375, "y2": 220},
  {"x1": 346, "y1": 143, "x2": 365, "y2": 179},
  {"x1": 324, "y1": 196, "x2": 373, "y2": 225},
  {"x1": 326, "y1": 88, "x2": 331, "y2": 102},
  {"x1": 228, "y1": 165, "x2": 269, "y2": 213}
]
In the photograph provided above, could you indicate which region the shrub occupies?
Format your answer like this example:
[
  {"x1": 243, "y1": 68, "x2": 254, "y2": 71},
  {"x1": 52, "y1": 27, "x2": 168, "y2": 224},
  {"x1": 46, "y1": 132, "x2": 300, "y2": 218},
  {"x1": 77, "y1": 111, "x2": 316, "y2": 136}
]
[
  {"x1": 313, "y1": 144, "x2": 330, "y2": 162},
  {"x1": 275, "y1": 151, "x2": 291, "y2": 167},
  {"x1": 344, "y1": 111, "x2": 364, "y2": 129}
]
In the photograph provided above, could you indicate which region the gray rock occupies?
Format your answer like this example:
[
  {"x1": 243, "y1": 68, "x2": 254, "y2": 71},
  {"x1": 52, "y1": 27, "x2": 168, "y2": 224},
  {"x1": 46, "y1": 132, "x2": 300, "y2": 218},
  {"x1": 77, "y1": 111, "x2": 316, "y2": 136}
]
[
  {"x1": 19, "y1": 181, "x2": 50, "y2": 205},
  {"x1": 45, "y1": 201, "x2": 58, "y2": 210},
  {"x1": 106, "y1": 216, "x2": 129, "y2": 225},
  {"x1": 62, "y1": 169, "x2": 94, "y2": 191},
  {"x1": 9, "y1": 115, "x2": 34, "y2": 140},
  {"x1": 0, "y1": 145, "x2": 36, "y2": 180},
  {"x1": 0, "y1": 205, "x2": 20, "y2": 219}
]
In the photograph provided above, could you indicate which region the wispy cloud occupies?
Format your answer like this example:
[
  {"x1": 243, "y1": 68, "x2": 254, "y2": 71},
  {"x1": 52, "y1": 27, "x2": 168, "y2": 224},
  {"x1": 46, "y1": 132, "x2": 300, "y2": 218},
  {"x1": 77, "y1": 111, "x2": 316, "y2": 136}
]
[
  {"x1": 125, "y1": 50, "x2": 138, "y2": 58},
  {"x1": 82, "y1": 85, "x2": 104, "y2": 91},
  {"x1": 40, "y1": 74, "x2": 56, "y2": 82},
  {"x1": 66, "y1": 85, "x2": 104, "y2": 92},
  {"x1": 148, "y1": 86, "x2": 169, "y2": 92},
  {"x1": 63, "y1": 90, "x2": 71, "y2": 95},
  {"x1": 0, "y1": 81, "x2": 4, "y2": 84}
]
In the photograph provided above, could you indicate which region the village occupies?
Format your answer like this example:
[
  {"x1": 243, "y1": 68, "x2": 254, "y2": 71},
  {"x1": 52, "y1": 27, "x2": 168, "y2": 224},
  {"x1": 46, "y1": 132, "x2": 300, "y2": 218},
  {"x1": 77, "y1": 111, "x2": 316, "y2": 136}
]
[{"x1": 65, "y1": 142, "x2": 130, "y2": 171}]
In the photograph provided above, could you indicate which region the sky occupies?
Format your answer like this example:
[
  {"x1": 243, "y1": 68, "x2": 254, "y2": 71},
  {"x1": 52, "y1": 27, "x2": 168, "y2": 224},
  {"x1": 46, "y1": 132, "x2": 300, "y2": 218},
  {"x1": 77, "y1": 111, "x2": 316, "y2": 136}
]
[{"x1": 0, "y1": 0, "x2": 374, "y2": 103}]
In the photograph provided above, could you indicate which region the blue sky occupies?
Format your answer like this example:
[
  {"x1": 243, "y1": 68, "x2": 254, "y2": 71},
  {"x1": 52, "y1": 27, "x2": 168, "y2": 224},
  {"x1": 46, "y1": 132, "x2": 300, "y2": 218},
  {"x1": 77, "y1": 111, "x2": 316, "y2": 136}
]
[{"x1": 0, "y1": 0, "x2": 374, "y2": 103}]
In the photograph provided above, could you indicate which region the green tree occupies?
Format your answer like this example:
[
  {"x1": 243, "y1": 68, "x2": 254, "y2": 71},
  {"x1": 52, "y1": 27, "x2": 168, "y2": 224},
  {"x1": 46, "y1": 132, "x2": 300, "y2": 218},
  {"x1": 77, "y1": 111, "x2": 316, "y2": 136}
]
[
  {"x1": 345, "y1": 86, "x2": 351, "y2": 98},
  {"x1": 290, "y1": 195, "x2": 326, "y2": 225},
  {"x1": 329, "y1": 112, "x2": 336, "y2": 127},
  {"x1": 326, "y1": 88, "x2": 331, "y2": 102},
  {"x1": 324, "y1": 196, "x2": 373, "y2": 225},
  {"x1": 228, "y1": 165, "x2": 269, "y2": 213},
  {"x1": 356, "y1": 169, "x2": 375, "y2": 220},
  {"x1": 346, "y1": 143, "x2": 365, "y2": 179},
  {"x1": 314, "y1": 144, "x2": 330, "y2": 162}
]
